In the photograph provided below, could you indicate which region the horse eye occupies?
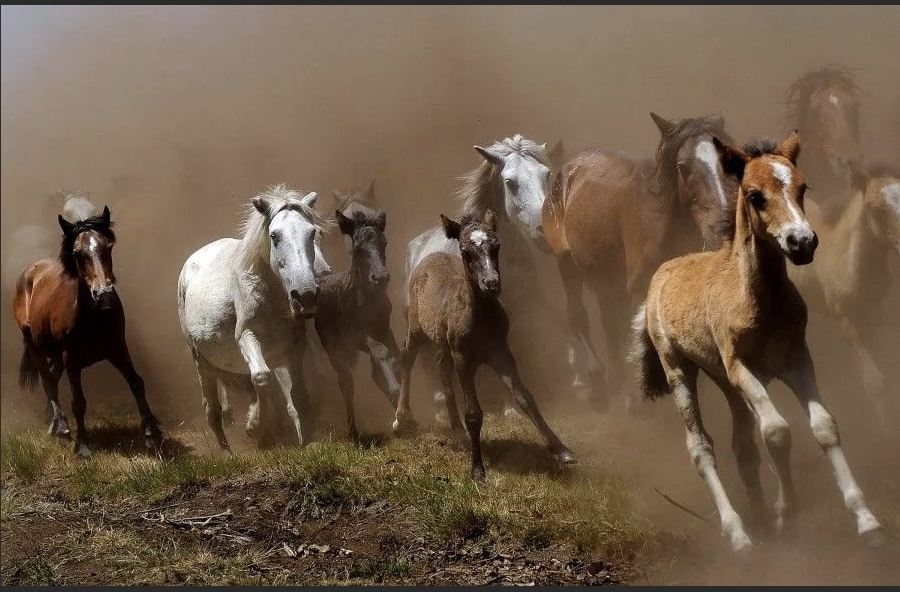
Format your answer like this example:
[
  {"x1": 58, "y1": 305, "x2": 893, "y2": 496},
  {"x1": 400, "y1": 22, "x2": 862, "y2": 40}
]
[
  {"x1": 747, "y1": 190, "x2": 765, "y2": 208},
  {"x1": 270, "y1": 232, "x2": 280, "y2": 245},
  {"x1": 504, "y1": 178, "x2": 518, "y2": 192}
]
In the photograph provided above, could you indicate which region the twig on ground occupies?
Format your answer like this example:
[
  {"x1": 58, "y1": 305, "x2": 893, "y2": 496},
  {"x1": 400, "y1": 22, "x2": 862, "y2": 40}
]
[{"x1": 653, "y1": 487, "x2": 708, "y2": 524}]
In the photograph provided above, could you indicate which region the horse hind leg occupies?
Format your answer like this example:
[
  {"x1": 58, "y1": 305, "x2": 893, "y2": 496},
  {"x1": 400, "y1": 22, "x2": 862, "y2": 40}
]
[
  {"x1": 194, "y1": 357, "x2": 231, "y2": 453},
  {"x1": 668, "y1": 361, "x2": 751, "y2": 552},
  {"x1": 41, "y1": 363, "x2": 69, "y2": 439}
]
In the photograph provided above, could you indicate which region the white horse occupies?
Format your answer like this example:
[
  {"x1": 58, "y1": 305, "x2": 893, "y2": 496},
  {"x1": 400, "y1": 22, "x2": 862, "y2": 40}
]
[
  {"x1": 178, "y1": 185, "x2": 330, "y2": 450},
  {"x1": 405, "y1": 135, "x2": 554, "y2": 424}
]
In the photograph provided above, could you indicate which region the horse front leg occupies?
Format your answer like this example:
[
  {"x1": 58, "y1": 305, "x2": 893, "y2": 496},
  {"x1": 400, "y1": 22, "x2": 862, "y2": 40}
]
[
  {"x1": 453, "y1": 352, "x2": 485, "y2": 482},
  {"x1": 108, "y1": 345, "x2": 162, "y2": 452},
  {"x1": 238, "y1": 330, "x2": 282, "y2": 449},
  {"x1": 365, "y1": 330, "x2": 401, "y2": 408},
  {"x1": 64, "y1": 364, "x2": 92, "y2": 457},
  {"x1": 487, "y1": 347, "x2": 575, "y2": 465},
  {"x1": 780, "y1": 344, "x2": 883, "y2": 546}
]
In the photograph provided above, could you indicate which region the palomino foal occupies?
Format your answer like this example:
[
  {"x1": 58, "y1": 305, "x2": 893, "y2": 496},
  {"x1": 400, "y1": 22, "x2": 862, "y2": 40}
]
[
  {"x1": 395, "y1": 210, "x2": 574, "y2": 481},
  {"x1": 632, "y1": 132, "x2": 882, "y2": 551}
]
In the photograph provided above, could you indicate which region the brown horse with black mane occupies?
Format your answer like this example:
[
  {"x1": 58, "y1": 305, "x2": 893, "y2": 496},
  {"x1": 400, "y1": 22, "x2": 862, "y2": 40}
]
[
  {"x1": 543, "y1": 113, "x2": 738, "y2": 411},
  {"x1": 13, "y1": 206, "x2": 162, "y2": 457}
]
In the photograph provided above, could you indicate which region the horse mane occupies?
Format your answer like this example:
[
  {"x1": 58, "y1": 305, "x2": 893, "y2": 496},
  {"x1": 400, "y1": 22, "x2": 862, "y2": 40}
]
[
  {"x1": 712, "y1": 138, "x2": 784, "y2": 242},
  {"x1": 455, "y1": 134, "x2": 549, "y2": 218},
  {"x1": 344, "y1": 204, "x2": 385, "y2": 228},
  {"x1": 784, "y1": 65, "x2": 861, "y2": 127},
  {"x1": 236, "y1": 184, "x2": 328, "y2": 271},
  {"x1": 58, "y1": 213, "x2": 116, "y2": 277},
  {"x1": 649, "y1": 115, "x2": 731, "y2": 200}
]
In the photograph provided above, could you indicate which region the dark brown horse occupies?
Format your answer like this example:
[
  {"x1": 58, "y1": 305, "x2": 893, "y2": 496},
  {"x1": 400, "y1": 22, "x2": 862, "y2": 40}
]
[
  {"x1": 314, "y1": 196, "x2": 401, "y2": 441},
  {"x1": 543, "y1": 113, "x2": 737, "y2": 410},
  {"x1": 13, "y1": 207, "x2": 162, "y2": 457},
  {"x1": 394, "y1": 210, "x2": 575, "y2": 481},
  {"x1": 784, "y1": 66, "x2": 863, "y2": 214}
]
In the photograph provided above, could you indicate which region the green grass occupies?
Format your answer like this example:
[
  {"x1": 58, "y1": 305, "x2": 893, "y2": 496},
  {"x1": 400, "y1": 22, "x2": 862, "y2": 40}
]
[{"x1": 0, "y1": 418, "x2": 655, "y2": 560}]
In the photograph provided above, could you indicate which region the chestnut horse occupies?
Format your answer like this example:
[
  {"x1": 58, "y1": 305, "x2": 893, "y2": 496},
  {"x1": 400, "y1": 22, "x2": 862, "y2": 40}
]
[
  {"x1": 13, "y1": 207, "x2": 162, "y2": 457},
  {"x1": 543, "y1": 113, "x2": 737, "y2": 410},
  {"x1": 632, "y1": 132, "x2": 882, "y2": 552},
  {"x1": 784, "y1": 66, "x2": 862, "y2": 214}
]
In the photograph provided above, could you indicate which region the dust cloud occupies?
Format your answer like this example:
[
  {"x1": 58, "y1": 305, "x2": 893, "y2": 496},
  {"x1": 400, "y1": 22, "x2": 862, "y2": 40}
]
[{"x1": 2, "y1": 6, "x2": 898, "y2": 585}]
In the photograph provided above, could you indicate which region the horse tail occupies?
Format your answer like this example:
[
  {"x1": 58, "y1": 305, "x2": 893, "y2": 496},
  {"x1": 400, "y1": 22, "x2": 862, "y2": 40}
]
[
  {"x1": 629, "y1": 303, "x2": 669, "y2": 400},
  {"x1": 18, "y1": 344, "x2": 40, "y2": 391}
]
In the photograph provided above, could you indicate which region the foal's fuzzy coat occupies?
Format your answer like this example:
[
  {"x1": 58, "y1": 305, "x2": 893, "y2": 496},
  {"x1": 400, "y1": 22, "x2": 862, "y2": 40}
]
[
  {"x1": 394, "y1": 210, "x2": 574, "y2": 481},
  {"x1": 632, "y1": 132, "x2": 882, "y2": 551},
  {"x1": 314, "y1": 203, "x2": 401, "y2": 440}
]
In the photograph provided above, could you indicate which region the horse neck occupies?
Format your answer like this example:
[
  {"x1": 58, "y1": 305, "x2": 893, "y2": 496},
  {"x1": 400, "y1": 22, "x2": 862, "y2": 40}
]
[
  {"x1": 731, "y1": 196, "x2": 789, "y2": 297},
  {"x1": 831, "y1": 188, "x2": 886, "y2": 287}
]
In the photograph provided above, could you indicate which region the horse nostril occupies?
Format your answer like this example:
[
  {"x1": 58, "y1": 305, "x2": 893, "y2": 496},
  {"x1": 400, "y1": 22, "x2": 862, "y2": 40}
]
[
  {"x1": 786, "y1": 234, "x2": 799, "y2": 248},
  {"x1": 290, "y1": 289, "x2": 301, "y2": 303}
]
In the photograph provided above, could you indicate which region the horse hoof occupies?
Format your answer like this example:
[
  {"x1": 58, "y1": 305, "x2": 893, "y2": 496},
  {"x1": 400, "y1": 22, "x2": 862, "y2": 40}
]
[
  {"x1": 471, "y1": 466, "x2": 486, "y2": 482},
  {"x1": 502, "y1": 406, "x2": 522, "y2": 421},
  {"x1": 74, "y1": 442, "x2": 91, "y2": 458},
  {"x1": 861, "y1": 527, "x2": 886, "y2": 549},
  {"x1": 392, "y1": 417, "x2": 417, "y2": 435},
  {"x1": 553, "y1": 449, "x2": 577, "y2": 465},
  {"x1": 730, "y1": 532, "x2": 753, "y2": 554}
]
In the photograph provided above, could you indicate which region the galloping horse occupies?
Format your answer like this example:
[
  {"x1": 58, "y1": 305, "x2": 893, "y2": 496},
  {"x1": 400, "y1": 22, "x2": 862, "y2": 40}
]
[
  {"x1": 632, "y1": 132, "x2": 882, "y2": 552},
  {"x1": 396, "y1": 211, "x2": 574, "y2": 481},
  {"x1": 543, "y1": 113, "x2": 737, "y2": 410},
  {"x1": 406, "y1": 135, "x2": 559, "y2": 421},
  {"x1": 178, "y1": 186, "x2": 328, "y2": 450},
  {"x1": 790, "y1": 163, "x2": 900, "y2": 429},
  {"x1": 314, "y1": 196, "x2": 402, "y2": 441},
  {"x1": 14, "y1": 206, "x2": 162, "y2": 457}
]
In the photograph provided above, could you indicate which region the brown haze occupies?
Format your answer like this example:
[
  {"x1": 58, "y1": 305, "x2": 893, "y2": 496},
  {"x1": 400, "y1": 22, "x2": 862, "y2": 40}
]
[{"x1": 2, "y1": 6, "x2": 899, "y2": 585}]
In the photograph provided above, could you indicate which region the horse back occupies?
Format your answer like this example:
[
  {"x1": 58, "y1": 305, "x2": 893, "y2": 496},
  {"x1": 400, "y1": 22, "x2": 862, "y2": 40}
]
[{"x1": 545, "y1": 147, "x2": 639, "y2": 265}]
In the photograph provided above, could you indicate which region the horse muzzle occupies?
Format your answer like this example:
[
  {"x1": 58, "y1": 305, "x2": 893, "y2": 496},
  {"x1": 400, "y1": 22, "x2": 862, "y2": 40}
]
[
  {"x1": 91, "y1": 286, "x2": 116, "y2": 309},
  {"x1": 290, "y1": 287, "x2": 319, "y2": 318}
]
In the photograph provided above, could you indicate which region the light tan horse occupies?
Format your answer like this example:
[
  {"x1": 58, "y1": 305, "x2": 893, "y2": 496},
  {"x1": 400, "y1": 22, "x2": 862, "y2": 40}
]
[
  {"x1": 632, "y1": 132, "x2": 882, "y2": 552},
  {"x1": 790, "y1": 163, "x2": 900, "y2": 430}
]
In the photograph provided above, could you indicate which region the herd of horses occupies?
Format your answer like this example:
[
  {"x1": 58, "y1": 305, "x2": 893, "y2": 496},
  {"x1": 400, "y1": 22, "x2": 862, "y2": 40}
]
[{"x1": 10, "y1": 67, "x2": 898, "y2": 552}]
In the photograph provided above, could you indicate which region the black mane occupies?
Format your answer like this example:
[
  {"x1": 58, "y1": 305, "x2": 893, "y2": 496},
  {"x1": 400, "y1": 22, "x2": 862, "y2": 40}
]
[{"x1": 59, "y1": 214, "x2": 116, "y2": 277}]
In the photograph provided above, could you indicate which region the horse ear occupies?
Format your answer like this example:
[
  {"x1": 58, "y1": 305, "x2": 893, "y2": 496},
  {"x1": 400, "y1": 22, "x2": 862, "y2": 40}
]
[
  {"x1": 251, "y1": 196, "x2": 271, "y2": 216},
  {"x1": 440, "y1": 214, "x2": 462, "y2": 240},
  {"x1": 336, "y1": 210, "x2": 355, "y2": 236},
  {"x1": 301, "y1": 191, "x2": 318, "y2": 208},
  {"x1": 713, "y1": 136, "x2": 750, "y2": 179},
  {"x1": 483, "y1": 209, "x2": 498, "y2": 232},
  {"x1": 650, "y1": 112, "x2": 676, "y2": 136},
  {"x1": 777, "y1": 130, "x2": 801, "y2": 164},
  {"x1": 58, "y1": 214, "x2": 74, "y2": 236},
  {"x1": 474, "y1": 145, "x2": 505, "y2": 167},
  {"x1": 713, "y1": 112, "x2": 725, "y2": 130},
  {"x1": 374, "y1": 211, "x2": 386, "y2": 232},
  {"x1": 366, "y1": 179, "x2": 376, "y2": 203},
  {"x1": 101, "y1": 205, "x2": 111, "y2": 225},
  {"x1": 547, "y1": 140, "x2": 566, "y2": 168}
]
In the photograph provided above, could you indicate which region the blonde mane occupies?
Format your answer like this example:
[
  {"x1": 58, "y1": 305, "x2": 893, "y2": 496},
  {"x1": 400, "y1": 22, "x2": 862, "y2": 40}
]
[{"x1": 235, "y1": 184, "x2": 329, "y2": 270}]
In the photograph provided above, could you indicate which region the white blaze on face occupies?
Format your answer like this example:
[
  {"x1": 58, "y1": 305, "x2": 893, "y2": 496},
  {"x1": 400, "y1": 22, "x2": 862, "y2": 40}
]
[
  {"x1": 501, "y1": 151, "x2": 550, "y2": 245},
  {"x1": 470, "y1": 229, "x2": 488, "y2": 246},
  {"x1": 829, "y1": 93, "x2": 840, "y2": 106},
  {"x1": 770, "y1": 161, "x2": 804, "y2": 224},
  {"x1": 695, "y1": 140, "x2": 728, "y2": 206}
]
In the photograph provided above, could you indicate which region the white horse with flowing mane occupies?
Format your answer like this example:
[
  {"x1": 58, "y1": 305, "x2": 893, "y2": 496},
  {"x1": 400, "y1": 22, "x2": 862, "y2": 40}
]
[
  {"x1": 178, "y1": 185, "x2": 330, "y2": 450},
  {"x1": 406, "y1": 134, "x2": 555, "y2": 424}
]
